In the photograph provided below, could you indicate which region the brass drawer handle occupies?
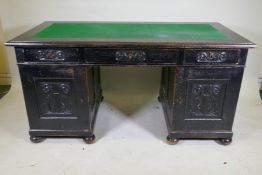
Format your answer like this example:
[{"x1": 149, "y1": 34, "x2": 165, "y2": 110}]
[{"x1": 115, "y1": 50, "x2": 146, "y2": 61}]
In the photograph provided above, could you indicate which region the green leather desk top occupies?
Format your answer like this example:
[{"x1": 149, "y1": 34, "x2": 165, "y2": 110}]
[
  {"x1": 33, "y1": 23, "x2": 229, "y2": 41},
  {"x1": 6, "y1": 22, "x2": 256, "y2": 48}
]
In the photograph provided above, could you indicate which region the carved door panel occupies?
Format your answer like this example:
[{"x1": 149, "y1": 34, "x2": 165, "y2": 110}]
[
  {"x1": 36, "y1": 80, "x2": 76, "y2": 118},
  {"x1": 172, "y1": 67, "x2": 244, "y2": 131},
  {"x1": 185, "y1": 80, "x2": 227, "y2": 119},
  {"x1": 19, "y1": 65, "x2": 92, "y2": 130}
]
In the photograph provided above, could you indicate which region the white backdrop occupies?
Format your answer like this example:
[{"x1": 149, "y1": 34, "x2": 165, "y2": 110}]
[{"x1": 0, "y1": 0, "x2": 261, "y2": 100}]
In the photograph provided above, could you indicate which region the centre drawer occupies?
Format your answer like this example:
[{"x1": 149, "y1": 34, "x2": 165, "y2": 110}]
[{"x1": 84, "y1": 48, "x2": 179, "y2": 65}]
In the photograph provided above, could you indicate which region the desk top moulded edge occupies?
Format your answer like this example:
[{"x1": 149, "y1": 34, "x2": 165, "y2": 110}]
[{"x1": 5, "y1": 21, "x2": 257, "y2": 49}]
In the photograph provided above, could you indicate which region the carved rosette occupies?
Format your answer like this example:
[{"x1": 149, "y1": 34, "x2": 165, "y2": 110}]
[
  {"x1": 196, "y1": 51, "x2": 227, "y2": 63},
  {"x1": 36, "y1": 50, "x2": 65, "y2": 61},
  {"x1": 115, "y1": 50, "x2": 146, "y2": 61}
]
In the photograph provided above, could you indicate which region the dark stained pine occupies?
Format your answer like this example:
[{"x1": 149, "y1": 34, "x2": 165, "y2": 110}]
[{"x1": 6, "y1": 22, "x2": 256, "y2": 144}]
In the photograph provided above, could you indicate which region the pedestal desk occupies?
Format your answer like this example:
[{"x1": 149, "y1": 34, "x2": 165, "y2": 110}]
[{"x1": 6, "y1": 22, "x2": 256, "y2": 145}]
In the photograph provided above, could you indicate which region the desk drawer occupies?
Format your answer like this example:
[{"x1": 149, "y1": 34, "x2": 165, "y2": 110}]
[
  {"x1": 84, "y1": 48, "x2": 178, "y2": 64},
  {"x1": 23, "y1": 48, "x2": 80, "y2": 63},
  {"x1": 183, "y1": 49, "x2": 241, "y2": 65}
]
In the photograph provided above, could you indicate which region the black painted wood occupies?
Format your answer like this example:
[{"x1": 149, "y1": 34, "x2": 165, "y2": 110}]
[
  {"x1": 5, "y1": 22, "x2": 256, "y2": 144},
  {"x1": 84, "y1": 48, "x2": 179, "y2": 65},
  {"x1": 160, "y1": 66, "x2": 245, "y2": 140},
  {"x1": 5, "y1": 22, "x2": 256, "y2": 48},
  {"x1": 19, "y1": 65, "x2": 102, "y2": 142},
  {"x1": 183, "y1": 49, "x2": 242, "y2": 65},
  {"x1": 24, "y1": 48, "x2": 80, "y2": 63}
]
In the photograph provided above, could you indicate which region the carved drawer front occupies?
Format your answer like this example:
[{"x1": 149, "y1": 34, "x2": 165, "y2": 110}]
[
  {"x1": 183, "y1": 49, "x2": 241, "y2": 65},
  {"x1": 23, "y1": 48, "x2": 80, "y2": 63},
  {"x1": 84, "y1": 48, "x2": 178, "y2": 64}
]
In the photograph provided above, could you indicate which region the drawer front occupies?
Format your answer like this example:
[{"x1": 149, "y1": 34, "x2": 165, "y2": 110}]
[
  {"x1": 183, "y1": 49, "x2": 241, "y2": 65},
  {"x1": 23, "y1": 48, "x2": 80, "y2": 63},
  {"x1": 84, "y1": 48, "x2": 178, "y2": 64}
]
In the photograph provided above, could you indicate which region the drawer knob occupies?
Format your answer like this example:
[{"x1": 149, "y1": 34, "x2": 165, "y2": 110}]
[
  {"x1": 196, "y1": 51, "x2": 227, "y2": 63},
  {"x1": 115, "y1": 51, "x2": 146, "y2": 61}
]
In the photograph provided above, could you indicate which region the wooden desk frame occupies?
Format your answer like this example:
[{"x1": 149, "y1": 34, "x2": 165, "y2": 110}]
[{"x1": 6, "y1": 22, "x2": 256, "y2": 145}]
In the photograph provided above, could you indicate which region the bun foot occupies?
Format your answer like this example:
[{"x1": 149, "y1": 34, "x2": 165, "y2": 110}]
[
  {"x1": 219, "y1": 138, "x2": 232, "y2": 145},
  {"x1": 83, "y1": 135, "x2": 96, "y2": 144},
  {"x1": 30, "y1": 136, "x2": 45, "y2": 143},
  {"x1": 166, "y1": 135, "x2": 179, "y2": 145}
]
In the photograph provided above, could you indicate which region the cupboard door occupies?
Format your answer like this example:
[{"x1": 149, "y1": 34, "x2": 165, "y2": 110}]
[
  {"x1": 19, "y1": 65, "x2": 92, "y2": 130},
  {"x1": 171, "y1": 67, "x2": 244, "y2": 131}
]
